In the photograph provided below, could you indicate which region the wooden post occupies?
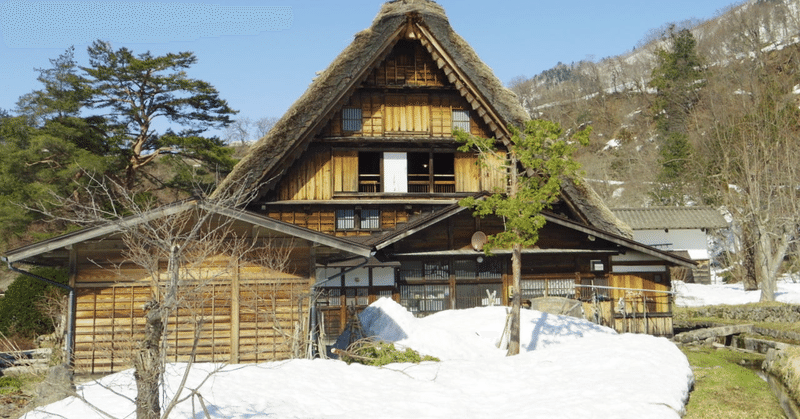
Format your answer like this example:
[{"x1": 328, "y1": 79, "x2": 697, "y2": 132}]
[{"x1": 230, "y1": 257, "x2": 240, "y2": 364}]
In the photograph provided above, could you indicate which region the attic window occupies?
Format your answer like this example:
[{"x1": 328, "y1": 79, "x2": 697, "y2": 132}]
[
  {"x1": 452, "y1": 109, "x2": 470, "y2": 133},
  {"x1": 343, "y1": 107, "x2": 362, "y2": 131}
]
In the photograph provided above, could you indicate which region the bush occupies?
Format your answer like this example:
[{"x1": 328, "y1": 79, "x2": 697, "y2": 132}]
[
  {"x1": 339, "y1": 338, "x2": 439, "y2": 366},
  {"x1": 0, "y1": 376, "x2": 22, "y2": 395},
  {"x1": 0, "y1": 267, "x2": 68, "y2": 339}
]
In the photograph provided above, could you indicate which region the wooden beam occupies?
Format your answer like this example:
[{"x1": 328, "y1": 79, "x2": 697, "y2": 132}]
[{"x1": 231, "y1": 257, "x2": 240, "y2": 363}]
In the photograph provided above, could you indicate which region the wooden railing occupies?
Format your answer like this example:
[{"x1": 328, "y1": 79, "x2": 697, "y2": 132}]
[
  {"x1": 408, "y1": 174, "x2": 455, "y2": 193},
  {"x1": 358, "y1": 174, "x2": 380, "y2": 192}
]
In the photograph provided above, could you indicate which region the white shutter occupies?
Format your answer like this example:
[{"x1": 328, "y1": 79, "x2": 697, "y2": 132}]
[{"x1": 383, "y1": 152, "x2": 407, "y2": 193}]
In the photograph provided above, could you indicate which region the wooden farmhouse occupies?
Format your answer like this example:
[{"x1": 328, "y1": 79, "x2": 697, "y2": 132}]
[
  {"x1": 3, "y1": 0, "x2": 693, "y2": 374},
  {"x1": 612, "y1": 207, "x2": 728, "y2": 284}
]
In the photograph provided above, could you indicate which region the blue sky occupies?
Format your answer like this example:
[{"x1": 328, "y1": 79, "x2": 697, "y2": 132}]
[{"x1": 0, "y1": 0, "x2": 742, "y2": 137}]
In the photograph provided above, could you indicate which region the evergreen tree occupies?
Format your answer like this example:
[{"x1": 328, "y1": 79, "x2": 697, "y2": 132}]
[
  {"x1": 0, "y1": 114, "x2": 107, "y2": 245},
  {"x1": 0, "y1": 267, "x2": 68, "y2": 339},
  {"x1": 82, "y1": 40, "x2": 238, "y2": 191},
  {"x1": 649, "y1": 27, "x2": 705, "y2": 205},
  {"x1": 455, "y1": 120, "x2": 590, "y2": 355}
]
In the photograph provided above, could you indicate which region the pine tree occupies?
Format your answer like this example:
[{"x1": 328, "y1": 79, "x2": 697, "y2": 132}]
[
  {"x1": 455, "y1": 120, "x2": 590, "y2": 355},
  {"x1": 82, "y1": 40, "x2": 237, "y2": 191}
]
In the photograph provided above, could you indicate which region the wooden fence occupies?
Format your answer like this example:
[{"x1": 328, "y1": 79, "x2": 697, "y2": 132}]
[{"x1": 73, "y1": 277, "x2": 311, "y2": 374}]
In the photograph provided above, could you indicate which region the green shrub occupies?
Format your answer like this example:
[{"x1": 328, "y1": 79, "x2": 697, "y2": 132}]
[
  {"x1": 0, "y1": 376, "x2": 22, "y2": 394},
  {"x1": 339, "y1": 338, "x2": 439, "y2": 366},
  {"x1": 0, "y1": 267, "x2": 68, "y2": 339}
]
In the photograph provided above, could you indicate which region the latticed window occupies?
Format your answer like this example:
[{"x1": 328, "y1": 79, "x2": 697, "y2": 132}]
[
  {"x1": 360, "y1": 209, "x2": 380, "y2": 229},
  {"x1": 400, "y1": 284, "x2": 449, "y2": 314},
  {"x1": 452, "y1": 109, "x2": 470, "y2": 132},
  {"x1": 342, "y1": 107, "x2": 362, "y2": 131},
  {"x1": 336, "y1": 208, "x2": 380, "y2": 230},
  {"x1": 336, "y1": 209, "x2": 355, "y2": 230}
]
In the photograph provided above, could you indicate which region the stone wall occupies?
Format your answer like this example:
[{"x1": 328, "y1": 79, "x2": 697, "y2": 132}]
[
  {"x1": 676, "y1": 304, "x2": 800, "y2": 324},
  {"x1": 763, "y1": 346, "x2": 800, "y2": 409}
]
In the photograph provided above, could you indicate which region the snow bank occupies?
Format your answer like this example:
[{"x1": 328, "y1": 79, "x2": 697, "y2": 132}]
[
  {"x1": 25, "y1": 299, "x2": 693, "y2": 419},
  {"x1": 674, "y1": 278, "x2": 800, "y2": 307},
  {"x1": 360, "y1": 297, "x2": 616, "y2": 360}
]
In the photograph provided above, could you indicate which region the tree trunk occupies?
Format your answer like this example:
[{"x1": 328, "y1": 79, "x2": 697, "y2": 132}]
[
  {"x1": 756, "y1": 234, "x2": 776, "y2": 302},
  {"x1": 134, "y1": 304, "x2": 164, "y2": 419},
  {"x1": 506, "y1": 243, "x2": 522, "y2": 356},
  {"x1": 741, "y1": 223, "x2": 758, "y2": 291}
]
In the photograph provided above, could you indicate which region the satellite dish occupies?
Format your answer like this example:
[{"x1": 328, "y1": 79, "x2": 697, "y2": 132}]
[{"x1": 471, "y1": 231, "x2": 487, "y2": 251}]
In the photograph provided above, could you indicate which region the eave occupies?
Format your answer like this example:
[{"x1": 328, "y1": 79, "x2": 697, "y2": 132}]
[{"x1": 3, "y1": 200, "x2": 373, "y2": 266}]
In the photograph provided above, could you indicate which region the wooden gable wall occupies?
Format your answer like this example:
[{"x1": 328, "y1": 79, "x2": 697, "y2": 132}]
[{"x1": 271, "y1": 38, "x2": 506, "y2": 203}]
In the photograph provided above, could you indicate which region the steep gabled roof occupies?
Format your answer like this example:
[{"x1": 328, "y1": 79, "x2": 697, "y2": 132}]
[
  {"x1": 3, "y1": 200, "x2": 372, "y2": 265},
  {"x1": 611, "y1": 206, "x2": 728, "y2": 230},
  {"x1": 213, "y1": 0, "x2": 631, "y2": 239},
  {"x1": 214, "y1": 0, "x2": 528, "y2": 199}
]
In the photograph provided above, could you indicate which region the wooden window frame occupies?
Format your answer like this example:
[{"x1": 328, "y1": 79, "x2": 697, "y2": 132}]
[
  {"x1": 342, "y1": 107, "x2": 362, "y2": 132},
  {"x1": 336, "y1": 208, "x2": 382, "y2": 231},
  {"x1": 452, "y1": 109, "x2": 470, "y2": 133}
]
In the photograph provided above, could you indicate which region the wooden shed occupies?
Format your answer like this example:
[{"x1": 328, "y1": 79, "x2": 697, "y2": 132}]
[{"x1": 3, "y1": 201, "x2": 371, "y2": 373}]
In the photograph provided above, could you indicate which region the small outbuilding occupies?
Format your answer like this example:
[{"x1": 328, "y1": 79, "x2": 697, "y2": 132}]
[{"x1": 611, "y1": 207, "x2": 728, "y2": 284}]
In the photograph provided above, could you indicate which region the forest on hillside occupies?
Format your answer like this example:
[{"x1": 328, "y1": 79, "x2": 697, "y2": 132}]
[{"x1": 510, "y1": 0, "x2": 800, "y2": 298}]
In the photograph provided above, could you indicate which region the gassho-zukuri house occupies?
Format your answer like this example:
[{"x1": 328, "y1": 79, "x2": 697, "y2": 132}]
[{"x1": 3, "y1": 0, "x2": 694, "y2": 373}]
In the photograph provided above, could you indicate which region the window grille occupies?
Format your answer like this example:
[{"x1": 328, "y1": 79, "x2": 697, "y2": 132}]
[
  {"x1": 399, "y1": 284, "x2": 448, "y2": 314},
  {"x1": 478, "y1": 257, "x2": 503, "y2": 279},
  {"x1": 360, "y1": 209, "x2": 380, "y2": 230},
  {"x1": 342, "y1": 108, "x2": 362, "y2": 131},
  {"x1": 520, "y1": 278, "x2": 575, "y2": 299},
  {"x1": 424, "y1": 261, "x2": 450, "y2": 280},
  {"x1": 346, "y1": 288, "x2": 369, "y2": 306},
  {"x1": 455, "y1": 283, "x2": 503, "y2": 309},
  {"x1": 325, "y1": 288, "x2": 342, "y2": 306},
  {"x1": 336, "y1": 209, "x2": 355, "y2": 230},
  {"x1": 452, "y1": 109, "x2": 470, "y2": 132},
  {"x1": 398, "y1": 261, "x2": 424, "y2": 281}
]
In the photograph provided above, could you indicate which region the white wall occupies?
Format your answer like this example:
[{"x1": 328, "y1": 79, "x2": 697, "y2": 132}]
[{"x1": 633, "y1": 229, "x2": 709, "y2": 260}]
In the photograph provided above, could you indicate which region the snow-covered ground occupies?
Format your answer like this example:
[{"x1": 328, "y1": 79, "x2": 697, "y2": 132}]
[
  {"x1": 30, "y1": 276, "x2": 800, "y2": 419},
  {"x1": 24, "y1": 297, "x2": 693, "y2": 419},
  {"x1": 675, "y1": 275, "x2": 800, "y2": 307}
]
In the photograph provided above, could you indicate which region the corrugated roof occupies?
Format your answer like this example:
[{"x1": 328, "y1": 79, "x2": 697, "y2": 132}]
[{"x1": 611, "y1": 207, "x2": 728, "y2": 230}]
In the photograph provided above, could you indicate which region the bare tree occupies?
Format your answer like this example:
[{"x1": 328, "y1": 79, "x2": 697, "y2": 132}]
[
  {"x1": 697, "y1": 41, "x2": 800, "y2": 301},
  {"x1": 36, "y1": 174, "x2": 300, "y2": 418},
  {"x1": 223, "y1": 116, "x2": 278, "y2": 146}
]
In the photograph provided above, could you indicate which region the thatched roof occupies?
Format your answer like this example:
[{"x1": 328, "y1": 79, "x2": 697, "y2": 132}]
[
  {"x1": 214, "y1": 0, "x2": 528, "y2": 198},
  {"x1": 561, "y1": 179, "x2": 634, "y2": 239},
  {"x1": 214, "y1": 0, "x2": 631, "y2": 239}
]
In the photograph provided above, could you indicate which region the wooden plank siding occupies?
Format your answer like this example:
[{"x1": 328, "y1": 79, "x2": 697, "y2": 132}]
[
  {"x1": 275, "y1": 148, "x2": 505, "y2": 201},
  {"x1": 73, "y1": 276, "x2": 312, "y2": 374},
  {"x1": 70, "y1": 233, "x2": 316, "y2": 374},
  {"x1": 267, "y1": 205, "x2": 412, "y2": 236},
  {"x1": 332, "y1": 150, "x2": 358, "y2": 193},
  {"x1": 608, "y1": 273, "x2": 671, "y2": 314},
  {"x1": 322, "y1": 91, "x2": 492, "y2": 139}
]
